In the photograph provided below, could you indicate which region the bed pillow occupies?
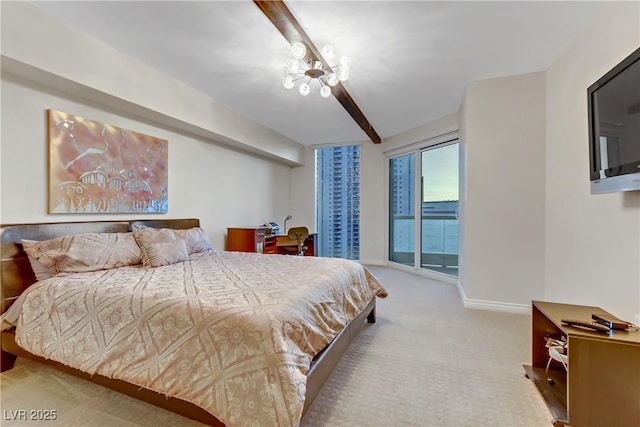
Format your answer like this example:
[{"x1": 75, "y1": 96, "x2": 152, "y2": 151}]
[
  {"x1": 23, "y1": 232, "x2": 142, "y2": 275},
  {"x1": 175, "y1": 227, "x2": 213, "y2": 254},
  {"x1": 133, "y1": 227, "x2": 189, "y2": 267},
  {"x1": 21, "y1": 239, "x2": 57, "y2": 281},
  {"x1": 132, "y1": 225, "x2": 213, "y2": 255}
]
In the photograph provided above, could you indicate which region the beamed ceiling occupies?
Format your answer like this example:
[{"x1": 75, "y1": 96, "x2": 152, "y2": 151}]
[{"x1": 29, "y1": 1, "x2": 602, "y2": 146}]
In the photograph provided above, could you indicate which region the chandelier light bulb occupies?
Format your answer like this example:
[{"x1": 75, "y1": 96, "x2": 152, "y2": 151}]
[
  {"x1": 299, "y1": 83, "x2": 311, "y2": 96},
  {"x1": 291, "y1": 42, "x2": 306, "y2": 60},
  {"x1": 282, "y1": 75, "x2": 295, "y2": 89},
  {"x1": 286, "y1": 59, "x2": 301, "y2": 74},
  {"x1": 321, "y1": 44, "x2": 335, "y2": 59},
  {"x1": 339, "y1": 56, "x2": 351, "y2": 69},
  {"x1": 320, "y1": 86, "x2": 332, "y2": 98},
  {"x1": 327, "y1": 73, "x2": 340, "y2": 87},
  {"x1": 338, "y1": 67, "x2": 350, "y2": 82}
]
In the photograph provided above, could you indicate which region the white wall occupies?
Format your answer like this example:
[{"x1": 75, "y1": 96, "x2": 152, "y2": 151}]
[
  {"x1": 0, "y1": 73, "x2": 291, "y2": 250},
  {"x1": 359, "y1": 142, "x2": 387, "y2": 265},
  {"x1": 0, "y1": 1, "x2": 388, "y2": 264},
  {"x1": 545, "y1": 2, "x2": 640, "y2": 321},
  {"x1": 0, "y1": 2, "x2": 303, "y2": 250},
  {"x1": 1, "y1": 2, "x2": 305, "y2": 166},
  {"x1": 459, "y1": 72, "x2": 547, "y2": 309},
  {"x1": 384, "y1": 113, "x2": 459, "y2": 153},
  {"x1": 288, "y1": 147, "x2": 317, "y2": 233}
]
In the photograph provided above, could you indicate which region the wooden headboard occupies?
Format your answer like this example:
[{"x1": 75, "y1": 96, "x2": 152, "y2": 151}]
[{"x1": 0, "y1": 218, "x2": 200, "y2": 313}]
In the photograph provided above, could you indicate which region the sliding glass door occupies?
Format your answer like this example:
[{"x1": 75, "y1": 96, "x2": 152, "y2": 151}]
[
  {"x1": 389, "y1": 154, "x2": 415, "y2": 266},
  {"x1": 420, "y1": 143, "x2": 459, "y2": 275},
  {"x1": 389, "y1": 140, "x2": 459, "y2": 277}
]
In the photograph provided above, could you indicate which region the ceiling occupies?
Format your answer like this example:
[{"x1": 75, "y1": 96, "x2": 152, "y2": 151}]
[{"x1": 29, "y1": 1, "x2": 601, "y2": 146}]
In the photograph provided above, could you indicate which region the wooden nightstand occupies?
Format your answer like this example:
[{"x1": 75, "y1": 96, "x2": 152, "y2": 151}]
[{"x1": 524, "y1": 300, "x2": 640, "y2": 427}]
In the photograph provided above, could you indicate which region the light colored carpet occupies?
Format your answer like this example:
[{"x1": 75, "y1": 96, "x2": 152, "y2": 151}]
[
  {"x1": 1, "y1": 266, "x2": 552, "y2": 426},
  {"x1": 301, "y1": 266, "x2": 551, "y2": 427}
]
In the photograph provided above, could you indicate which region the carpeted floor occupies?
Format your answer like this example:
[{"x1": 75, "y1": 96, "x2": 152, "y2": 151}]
[
  {"x1": 0, "y1": 266, "x2": 552, "y2": 426},
  {"x1": 301, "y1": 266, "x2": 551, "y2": 426}
]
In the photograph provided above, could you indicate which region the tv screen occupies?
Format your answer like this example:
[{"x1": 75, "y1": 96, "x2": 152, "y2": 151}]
[{"x1": 588, "y1": 47, "x2": 640, "y2": 194}]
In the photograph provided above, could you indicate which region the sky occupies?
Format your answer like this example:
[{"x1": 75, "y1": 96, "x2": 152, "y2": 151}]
[{"x1": 421, "y1": 143, "x2": 459, "y2": 202}]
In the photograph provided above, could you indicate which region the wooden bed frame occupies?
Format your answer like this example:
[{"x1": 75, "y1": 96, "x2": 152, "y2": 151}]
[{"x1": 0, "y1": 218, "x2": 376, "y2": 426}]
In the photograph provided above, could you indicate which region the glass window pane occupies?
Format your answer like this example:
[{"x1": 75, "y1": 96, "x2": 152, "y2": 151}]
[
  {"x1": 315, "y1": 146, "x2": 360, "y2": 259},
  {"x1": 421, "y1": 143, "x2": 459, "y2": 276},
  {"x1": 389, "y1": 154, "x2": 415, "y2": 266}
]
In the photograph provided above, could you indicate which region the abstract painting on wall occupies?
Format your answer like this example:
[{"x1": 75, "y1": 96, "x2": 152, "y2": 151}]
[{"x1": 48, "y1": 109, "x2": 168, "y2": 213}]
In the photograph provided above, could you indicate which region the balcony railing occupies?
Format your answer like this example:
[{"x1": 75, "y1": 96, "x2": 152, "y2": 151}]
[{"x1": 390, "y1": 216, "x2": 459, "y2": 276}]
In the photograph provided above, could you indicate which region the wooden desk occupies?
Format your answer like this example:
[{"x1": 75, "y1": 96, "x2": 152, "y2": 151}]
[
  {"x1": 275, "y1": 233, "x2": 317, "y2": 257},
  {"x1": 226, "y1": 227, "x2": 276, "y2": 254},
  {"x1": 226, "y1": 227, "x2": 317, "y2": 256}
]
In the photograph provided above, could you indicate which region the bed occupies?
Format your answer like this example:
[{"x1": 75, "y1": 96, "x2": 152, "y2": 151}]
[{"x1": 0, "y1": 218, "x2": 386, "y2": 427}]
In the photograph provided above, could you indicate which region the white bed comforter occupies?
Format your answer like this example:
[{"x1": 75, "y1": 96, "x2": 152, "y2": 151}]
[{"x1": 3, "y1": 251, "x2": 387, "y2": 427}]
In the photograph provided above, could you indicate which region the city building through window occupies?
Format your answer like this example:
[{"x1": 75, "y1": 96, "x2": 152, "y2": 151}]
[{"x1": 315, "y1": 145, "x2": 360, "y2": 260}]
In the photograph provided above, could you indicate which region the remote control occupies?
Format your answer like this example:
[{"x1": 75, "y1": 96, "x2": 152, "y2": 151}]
[
  {"x1": 561, "y1": 318, "x2": 610, "y2": 333},
  {"x1": 591, "y1": 313, "x2": 628, "y2": 330}
]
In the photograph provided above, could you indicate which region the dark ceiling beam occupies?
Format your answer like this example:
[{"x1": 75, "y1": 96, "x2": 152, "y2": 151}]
[{"x1": 254, "y1": 0, "x2": 382, "y2": 144}]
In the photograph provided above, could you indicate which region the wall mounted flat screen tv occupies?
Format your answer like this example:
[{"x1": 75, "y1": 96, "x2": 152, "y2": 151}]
[{"x1": 588, "y1": 47, "x2": 640, "y2": 194}]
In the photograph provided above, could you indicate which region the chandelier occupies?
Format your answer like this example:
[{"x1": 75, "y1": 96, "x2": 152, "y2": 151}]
[{"x1": 282, "y1": 42, "x2": 351, "y2": 98}]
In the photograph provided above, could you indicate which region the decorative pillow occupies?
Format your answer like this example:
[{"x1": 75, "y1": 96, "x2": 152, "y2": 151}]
[
  {"x1": 175, "y1": 227, "x2": 213, "y2": 254},
  {"x1": 23, "y1": 233, "x2": 142, "y2": 275},
  {"x1": 133, "y1": 228, "x2": 189, "y2": 267},
  {"x1": 21, "y1": 239, "x2": 56, "y2": 281}
]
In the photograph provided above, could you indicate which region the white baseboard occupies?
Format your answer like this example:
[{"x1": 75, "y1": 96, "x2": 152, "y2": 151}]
[
  {"x1": 456, "y1": 280, "x2": 530, "y2": 314},
  {"x1": 455, "y1": 279, "x2": 467, "y2": 300},
  {"x1": 463, "y1": 298, "x2": 531, "y2": 314},
  {"x1": 358, "y1": 259, "x2": 387, "y2": 266},
  {"x1": 364, "y1": 264, "x2": 531, "y2": 314}
]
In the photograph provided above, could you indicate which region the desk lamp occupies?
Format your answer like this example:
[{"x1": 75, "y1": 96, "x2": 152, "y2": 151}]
[{"x1": 283, "y1": 214, "x2": 292, "y2": 234}]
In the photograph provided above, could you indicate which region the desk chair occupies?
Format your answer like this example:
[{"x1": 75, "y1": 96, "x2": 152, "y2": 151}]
[{"x1": 283, "y1": 226, "x2": 309, "y2": 256}]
